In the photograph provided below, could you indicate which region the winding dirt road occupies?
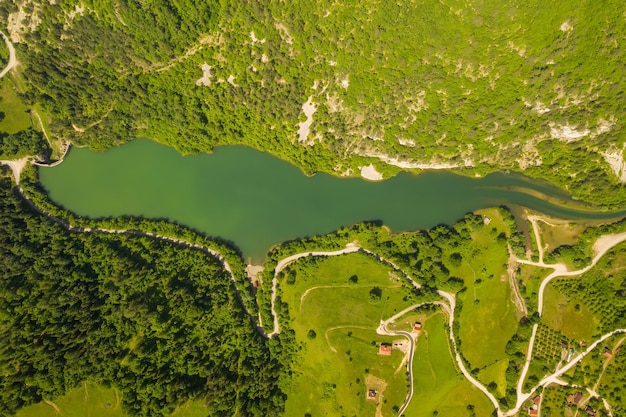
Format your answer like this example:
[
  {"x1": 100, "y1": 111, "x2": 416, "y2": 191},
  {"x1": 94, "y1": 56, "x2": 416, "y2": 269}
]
[
  {"x1": 519, "y1": 229, "x2": 626, "y2": 316},
  {"x1": 0, "y1": 30, "x2": 17, "y2": 79}
]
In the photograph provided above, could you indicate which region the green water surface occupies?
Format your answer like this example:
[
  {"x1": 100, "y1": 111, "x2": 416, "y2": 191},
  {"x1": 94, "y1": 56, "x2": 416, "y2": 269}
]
[{"x1": 39, "y1": 139, "x2": 623, "y2": 261}]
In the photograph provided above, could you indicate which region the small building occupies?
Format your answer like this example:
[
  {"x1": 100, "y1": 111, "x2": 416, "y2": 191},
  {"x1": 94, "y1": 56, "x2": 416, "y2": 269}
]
[
  {"x1": 560, "y1": 340, "x2": 569, "y2": 349},
  {"x1": 413, "y1": 322, "x2": 422, "y2": 333},
  {"x1": 367, "y1": 389, "x2": 377, "y2": 401},
  {"x1": 533, "y1": 395, "x2": 541, "y2": 406},
  {"x1": 378, "y1": 344, "x2": 392, "y2": 356},
  {"x1": 567, "y1": 392, "x2": 583, "y2": 406},
  {"x1": 528, "y1": 409, "x2": 538, "y2": 417},
  {"x1": 584, "y1": 405, "x2": 596, "y2": 417},
  {"x1": 483, "y1": 216, "x2": 492, "y2": 225},
  {"x1": 603, "y1": 347, "x2": 613, "y2": 358}
]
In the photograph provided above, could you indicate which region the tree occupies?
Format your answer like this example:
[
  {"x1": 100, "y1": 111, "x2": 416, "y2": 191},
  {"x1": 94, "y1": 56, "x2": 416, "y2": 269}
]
[{"x1": 369, "y1": 287, "x2": 382, "y2": 303}]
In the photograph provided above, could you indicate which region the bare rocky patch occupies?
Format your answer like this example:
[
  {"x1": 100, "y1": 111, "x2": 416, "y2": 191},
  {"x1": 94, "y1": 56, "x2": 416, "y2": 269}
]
[
  {"x1": 274, "y1": 22, "x2": 294, "y2": 45},
  {"x1": 360, "y1": 164, "x2": 383, "y2": 181},
  {"x1": 601, "y1": 144, "x2": 626, "y2": 183},
  {"x1": 296, "y1": 96, "x2": 317, "y2": 144},
  {"x1": 549, "y1": 123, "x2": 590, "y2": 142},
  {"x1": 8, "y1": 1, "x2": 42, "y2": 42},
  {"x1": 195, "y1": 63, "x2": 213, "y2": 86}
]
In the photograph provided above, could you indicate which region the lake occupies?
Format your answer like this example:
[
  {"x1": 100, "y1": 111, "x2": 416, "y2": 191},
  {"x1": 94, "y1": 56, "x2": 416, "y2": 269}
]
[{"x1": 38, "y1": 139, "x2": 623, "y2": 262}]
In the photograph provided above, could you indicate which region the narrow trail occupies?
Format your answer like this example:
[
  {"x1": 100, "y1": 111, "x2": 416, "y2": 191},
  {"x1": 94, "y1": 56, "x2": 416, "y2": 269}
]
[
  {"x1": 42, "y1": 400, "x2": 61, "y2": 414},
  {"x1": 299, "y1": 283, "x2": 400, "y2": 310},
  {"x1": 507, "y1": 246, "x2": 528, "y2": 318},
  {"x1": 138, "y1": 33, "x2": 221, "y2": 73},
  {"x1": 592, "y1": 336, "x2": 625, "y2": 393},
  {"x1": 30, "y1": 109, "x2": 53, "y2": 150},
  {"x1": 0, "y1": 30, "x2": 17, "y2": 79},
  {"x1": 516, "y1": 324, "x2": 538, "y2": 400},
  {"x1": 528, "y1": 216, "x2": 545, "y2": 264},
  {"x1": 324, "y1": 325, "x2": 370, "y2": 353}
]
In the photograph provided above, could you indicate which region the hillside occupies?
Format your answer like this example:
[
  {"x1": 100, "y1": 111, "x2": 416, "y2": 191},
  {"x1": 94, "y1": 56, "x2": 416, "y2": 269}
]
[{"x1": 1, "y1": 0, "x2": 625, "y2": 206}]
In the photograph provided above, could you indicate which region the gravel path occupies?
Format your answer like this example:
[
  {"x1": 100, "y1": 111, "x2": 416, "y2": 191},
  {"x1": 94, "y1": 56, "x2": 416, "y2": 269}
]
[{"x1": 0, "y1": 30, "x2": 17, "y2": 79}]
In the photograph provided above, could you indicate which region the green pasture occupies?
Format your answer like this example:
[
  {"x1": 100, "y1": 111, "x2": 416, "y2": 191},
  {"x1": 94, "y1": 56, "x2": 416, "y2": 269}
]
[
  {"x1": 280, "y1": 252, "x2": 422, "y2": 417},
  {"x1": 15, "y1": 382, "x2": 211, "y2": 417},
  {"x1": 541, "y1": 285, "x2": 597, "y2": 342},
  {"x1": 478, "y1": 360, "x2": 508, "y2": 398},
  {"x1": 450, "y1": 209, "x2": 518, "y2": 375},
  {"x1": 0, "y1": 78, "x2": 31, "y2": 134},
  {"x1": 403, "y1": 313, "x2": 494, "y2": 416},
  {"x1": 457, "y1": 274, "x2": 517, "y2": 369},
  {"x1": 16, "y1": 382, "x2": 123, "y2": 417},
  {"x1": 518, "y1": 264, "x2": 551, "y2": 313},
  {"x1": 539, "y1": 221, "x2": 586, "y2": 256}
]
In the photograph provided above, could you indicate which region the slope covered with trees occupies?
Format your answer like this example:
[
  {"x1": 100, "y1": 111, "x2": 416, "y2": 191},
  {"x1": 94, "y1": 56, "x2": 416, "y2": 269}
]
[
  {"x1": 0, "y1": 178, "x2": 285, "y2": 417},
  {"x1": 1, "y1": 0, "x2": 626, "y2": 206}
]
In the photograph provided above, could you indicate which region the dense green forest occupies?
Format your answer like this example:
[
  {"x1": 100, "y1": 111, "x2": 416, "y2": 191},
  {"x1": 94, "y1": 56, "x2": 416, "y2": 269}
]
[
  {"x1": 1, "y1": 0, "x2": 626, "y2": 206},
  {"x1": 0, "y1": 177, "x2": 286, "y2": 417},
  {"x1": 0, "y1": 128, "x2": 47, "y2": 159}
]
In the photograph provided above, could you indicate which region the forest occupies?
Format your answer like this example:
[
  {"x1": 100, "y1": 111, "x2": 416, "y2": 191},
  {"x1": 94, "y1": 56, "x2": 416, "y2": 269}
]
[
  {"x1": 1, "y1": 0, "x2": 626, "y2": 207},
  {"x1": 0, "y1": 177, "x2": 288, "y2": 417}
]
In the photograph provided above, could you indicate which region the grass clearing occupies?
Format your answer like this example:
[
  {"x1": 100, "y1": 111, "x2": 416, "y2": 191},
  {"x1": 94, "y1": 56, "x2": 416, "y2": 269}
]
[
  {"x1": 16, "y1": 383, "x2": 212, "y2": 417},
  {"x1": 404, "y1": 313, "x2": 494, "y2": 416},
  {"x1": 458, "y1": 273, "x2": 517, "y2": 369},
  {"x1": 542, "y1": 285, "x2": 597, "y2": 342},
  {"x1": 518, "y1": 264, "x2": 553, "y2": 314},
  {"x1": 169, "y1": 400, "x2": 211, "y2": 417},
  {"x1": 280, "y1": 252, "x2": 422, "y2": 417},
  {"x1": 452, "y1": 209, "x2": 518, "y2": 373},
  {"x1": 478, "y1": 360, "x2": 508, "y2": 398},
  {"x1": 539, "y1": 221, "x2": 586, "y2": 255},
  {"x1": 0, "y1": 78, "x2": 31, "y2": 134},
  {"x1": 16, "y1": 382, "x2": 123, "y2": 417}
]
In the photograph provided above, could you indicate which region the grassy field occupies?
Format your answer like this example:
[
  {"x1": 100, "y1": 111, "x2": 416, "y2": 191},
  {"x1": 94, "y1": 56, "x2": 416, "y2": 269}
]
[
  {"x1": 451, "y1": 209, "x2": 518, "y2": 388},
  {"x1": 542, "y1": 285, "x2": 597, "y2": 342},
  {"x1": 518, "y1": 264, "x2": 551, "y2": 314},
  {"x1": 403, "y1": 313, "x2": 493, "y2": 417},
  {"x1": 279, "y1": 252, "x2": 423, "y2": 417},
  {"x1": 15, "y1": 382, "x2": 211, "y2": 417},
  {"x1": 538, "y1": 221, "x2": 586, "y2": 256},
  {"x1": 16, "y1": 382, "x2": 123, "y2": 417},
  {"x1": 0, "y1": 78, "x2": 31, "y2": 134}
]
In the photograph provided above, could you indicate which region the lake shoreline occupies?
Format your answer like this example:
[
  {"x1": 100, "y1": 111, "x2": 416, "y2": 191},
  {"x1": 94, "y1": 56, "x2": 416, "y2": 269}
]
[{"x1": 37, "y1": 139, "x2": 626, "y2": 262}]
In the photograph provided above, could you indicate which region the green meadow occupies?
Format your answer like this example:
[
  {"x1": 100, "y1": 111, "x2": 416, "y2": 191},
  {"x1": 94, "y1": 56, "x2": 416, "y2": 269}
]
[
  {"x1": 542, "y1": 284, "x2": 597, "y2": 342},
  {"x1": 15, "y1": 382, "x2": 210, "y2": 417},
  {"x1": 403, "y1": 312, "x2": 494, "y2": 417},
  {"x1": 278, "y1": 252, "x2": 423, "y2": 417},
  {"x1": 449, "y1": 209, "x2": 519, "y2": 392},
  {"x1": 0, "y1": 78, "x2": 31, "y2": 134},
  {"x1": 16, "y1": 382, "x2": 123, "y2": 417}
]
